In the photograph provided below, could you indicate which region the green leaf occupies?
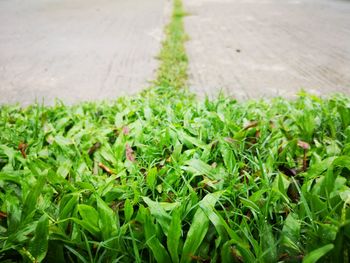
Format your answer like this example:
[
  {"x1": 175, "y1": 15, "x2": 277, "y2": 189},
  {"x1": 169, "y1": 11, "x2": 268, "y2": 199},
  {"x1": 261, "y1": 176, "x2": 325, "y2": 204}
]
[
  {"x1": 6, "y1": 196, "x2": 22, "y2": 234},
  {"x1": 146, "y1": 167, "x2": 157, "y2": 191},
  {"x1": 71, "y1": 218, "x2": 100, "y2": 238},
  {"x1": 54, "y1": 135, "x2": 73, "y2": 146},
  {"x1": 129, "y1": 224, "x2": 141, "y2": 263},
  {"x1": 177, "y1": 131, "x2": 207, "y2": 149},
  {"x1": 28, "y1": 214, "x2": 49, "y2": 262},
  {"x1": 184, "y1": 159, "x2": 217, "y2": 180},
  {"x1": 22, "y1": 174, "x2": 46, "y2": 220},
  {"x1": 220, "y1": 143, "x2": 236, "y2": 173},
  {"x1": 58, "y1": 194, "x2": 79, "y2": 231},
  {"x1": 141, "y1": 207, "x2": 170, "y2": 262},
  {"x1": 96, "y1": 196, "x2": 118, "y2": 240},
  {"x1": 181, "y1": 192, "x2": 221, "y2": 263},
  {"x1": 281, "y1": 213, "x2": 301, "y2": 253},
  {"x1": 260, "y1": 223, "x2": 277, "y2": 262},
  {"x1": 198, "y1": 191, "x2": 226, "y2": 239},
  {"x1": 321, "y1": 156, "x2": 350, "y2": 196},
  {"x1": 78, "y1": 204, "x2": 99, "y2": 230},
  {"x1": 143, "y1": 197, "x2": 171, "y2": 235},
  {"x1": 124, "y1": 199, "x2": 133, "y2": 222},
  {"x1": 167, "y1": 207, "x2": 182, "y2": 263},
  {"x1": 57, "y1": 160, "x2": 72, "y2": 178},
  {"x1": 221, "y1": 241, "x2": 234, "y2": 263},
  {"x1": 64, "y1": 245, "x2": 89, "y2": 263},
  {"x1": 303, "y1": 244, "x2": 334, "y2": 263}
]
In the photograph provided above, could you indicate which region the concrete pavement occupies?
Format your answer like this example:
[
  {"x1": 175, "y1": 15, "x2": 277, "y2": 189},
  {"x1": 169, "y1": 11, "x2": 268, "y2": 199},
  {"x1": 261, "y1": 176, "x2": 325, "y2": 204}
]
[
  {"x1": 0, "y1": 0, "x2": 170, "y2": 105},
  {"x1": 184, "y1": 0, "x2": 350, "y2": 99}
]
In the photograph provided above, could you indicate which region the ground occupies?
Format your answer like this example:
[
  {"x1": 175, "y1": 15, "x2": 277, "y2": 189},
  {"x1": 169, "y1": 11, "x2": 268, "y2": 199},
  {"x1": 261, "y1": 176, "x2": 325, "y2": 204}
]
[
  {"x1": 1, "y1": 0, "x2": 350, "y2": 104},
  {"x1": 184, "y1": 0, "x2": 350, "y2": 99},
  {"x1": 0, "y1": 0, "x2": 169, "y2": 105}
]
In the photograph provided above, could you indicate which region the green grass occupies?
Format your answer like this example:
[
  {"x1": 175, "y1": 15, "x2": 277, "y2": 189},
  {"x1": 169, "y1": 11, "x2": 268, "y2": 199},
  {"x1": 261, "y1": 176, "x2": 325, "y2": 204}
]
[
  {"x1": 152, "y1": 0, "x2": 188, "y2": 91},
  {"x1": 1, "y1": 0, "x2": 350, "y2": 262}
]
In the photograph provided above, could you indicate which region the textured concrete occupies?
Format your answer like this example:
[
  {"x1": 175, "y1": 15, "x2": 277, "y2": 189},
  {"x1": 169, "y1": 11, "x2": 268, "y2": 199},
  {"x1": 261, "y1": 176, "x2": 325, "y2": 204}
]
[
  {"x1": 184, "y1": 0, "x2": 350, "y2": 100},
  {"x1": 0, "y1": 0, "x2": 170, "y2": 105}
]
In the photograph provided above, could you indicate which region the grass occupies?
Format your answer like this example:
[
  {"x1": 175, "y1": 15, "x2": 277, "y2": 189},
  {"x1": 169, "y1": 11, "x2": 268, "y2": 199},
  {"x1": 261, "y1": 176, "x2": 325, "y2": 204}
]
[
  {"x1": 152, "y1": 0, "x2": 188, "y2": 90},
  {"x1": 1, "y1": 0, "x2": 350, "y2": 262}
]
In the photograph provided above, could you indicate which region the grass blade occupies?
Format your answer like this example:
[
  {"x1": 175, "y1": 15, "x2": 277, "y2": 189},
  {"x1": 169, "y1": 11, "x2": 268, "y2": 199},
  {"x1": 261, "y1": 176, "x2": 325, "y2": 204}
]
[{"x1": 302, "y1": 244, "x2": 334, "y2": 263}]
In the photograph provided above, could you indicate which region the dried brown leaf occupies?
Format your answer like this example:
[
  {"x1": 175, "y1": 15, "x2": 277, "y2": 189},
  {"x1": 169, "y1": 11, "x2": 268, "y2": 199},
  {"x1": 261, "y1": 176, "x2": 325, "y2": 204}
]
[
  {"x1": 122, "y1": 126, "x2": 130, "y2": 135},
  {"x1": 88, "y1": 142, "x2": 101, "y2": 156},
  {"x1": 297, "y1": 140, "x2": 310, "y2": 150},
  {"x1": 126, "y1": 143, "x2": 135, "y2": 162},
  {"x1": 0, "y1": 211, "x2": 7, "y2": 219},
  {"x1": 98, "y1": 162, "x2": 113, "y2": 175},
  {"x1": 243, "y1": 121, "x2": 259, "y2": 130},
  {"x1": 18, "y1": 142, "x2": 28, "y2": 159}
]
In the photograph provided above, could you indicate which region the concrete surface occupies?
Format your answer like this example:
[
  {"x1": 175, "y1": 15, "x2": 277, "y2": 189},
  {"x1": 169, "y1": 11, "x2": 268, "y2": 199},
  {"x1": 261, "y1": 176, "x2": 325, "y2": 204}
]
[
  {"x1": 0, "y1": 0, "x2": 170, "y2": 105},
  {"x1": 184, "y1": 0, "x2": 350, "y2": 100}
]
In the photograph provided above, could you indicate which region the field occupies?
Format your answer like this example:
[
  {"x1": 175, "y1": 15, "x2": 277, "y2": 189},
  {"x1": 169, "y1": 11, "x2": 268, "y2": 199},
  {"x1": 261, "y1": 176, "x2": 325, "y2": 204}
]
[{"x1": 0, "y1": 0, "x2": 349, "y2": 262}]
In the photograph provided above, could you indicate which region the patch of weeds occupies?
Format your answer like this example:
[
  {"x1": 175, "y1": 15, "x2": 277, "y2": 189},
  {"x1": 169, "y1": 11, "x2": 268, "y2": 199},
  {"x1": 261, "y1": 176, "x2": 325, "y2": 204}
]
[{"x1": 1, "y1": 90, "x2": 350, "y2": 262}]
